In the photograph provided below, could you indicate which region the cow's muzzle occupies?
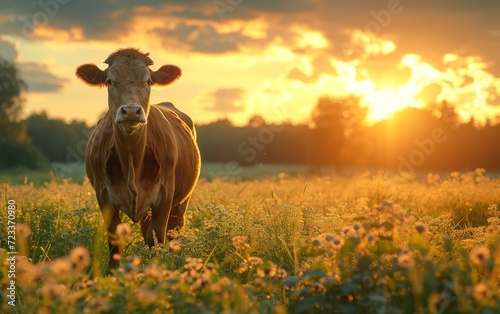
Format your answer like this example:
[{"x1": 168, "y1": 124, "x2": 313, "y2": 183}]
[{"x1": 115, "y1": 105, "x2": 147, "y2": 124}]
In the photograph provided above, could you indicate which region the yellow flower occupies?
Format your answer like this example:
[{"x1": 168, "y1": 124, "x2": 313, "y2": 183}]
[
  {"x1": 256, "y1": 261, "x2": 277, "y2": 278},
  {"x1": 144, "y1": 262, "x2": 162, "y2": 280},
  {"x1": 232, "y1": 235, "x2": 249, "y2": 249},
  {"x1": 247, "y1": 256, "x2": 263, "y2": 265},
  {"x1": 168, "y1": 239, "x2": 181, "y2": 252},
  {"x1": 237, "y1": 262, "x2": 248, "y2": 274},
  {"x1": 115, "y1": 223, "x2": 132, "y2": 240},
  {"x1": 184, "y1": 257, "x2": 203, "y2": 271},
  {"x1": 69, "y1": 246, "x2": 91, "y2": 270},
  {"x1": 470, "y1": 246, "x2": 490, "y2": 266},
  {"x1": 136, "y1": 288, "x2": 158, "y2": 305},
  {"x1": 473, "y1": 282, "x2": 492, "y2": 301},
  {"x1": 127, "y1": 255, "x2": 141, "y2": 266},
  {"x1": 277, "y1": 268, "x2": 288, "y2": 278},
  {"x1": 397, "y1": 253, "x2": 415, "y2": 268},
  {"x1": 51, "y1": 258, "x2": 72, "y2": 277},
  {"x1": 414, "y1": 222, "x2": 428, "y2": 234},
  {"x1": 16, "y1": 223, "x2": 31, "y2": 237}
]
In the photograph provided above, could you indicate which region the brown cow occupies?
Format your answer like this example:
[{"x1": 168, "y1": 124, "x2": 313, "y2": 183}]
[{"x1": 76, "y1": 48, "x2": 200, "y2": 268}]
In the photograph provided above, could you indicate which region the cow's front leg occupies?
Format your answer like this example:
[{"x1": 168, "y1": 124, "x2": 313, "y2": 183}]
[
  {"x1": 101, "y1": 205, "x2": 122, "y2": 269},
  {"x1": 146, "y1": 186, "x2": 173, "y2": 247}
]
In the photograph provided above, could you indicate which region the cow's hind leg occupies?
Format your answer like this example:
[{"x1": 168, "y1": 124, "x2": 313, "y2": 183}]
[
  {"x1": 101, "y1": 205, "x2": 122, "y2": 269},
  {"x1": 166, "y1": 198, "x2": 190, "y2": 239},
  {"x1": 140, "y1": 215, "x2": 151, "y2": 244}
]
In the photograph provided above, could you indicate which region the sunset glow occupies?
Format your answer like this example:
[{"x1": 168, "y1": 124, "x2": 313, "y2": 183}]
[{"x1": 1, "y1": 1, "x2": 499, "y2": 127}]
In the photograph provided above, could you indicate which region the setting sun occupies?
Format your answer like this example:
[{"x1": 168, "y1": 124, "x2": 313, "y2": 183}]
[{"x1": 362, "y1": 89, "x2": 408, "y2": 123}]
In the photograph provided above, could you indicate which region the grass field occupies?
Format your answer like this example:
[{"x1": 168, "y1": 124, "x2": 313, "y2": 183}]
[{"x1": 1, "y1": 168, "x2": 500, "y2": 313}]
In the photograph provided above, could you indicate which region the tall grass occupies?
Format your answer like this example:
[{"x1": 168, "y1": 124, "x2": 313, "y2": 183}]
[{"x1": 1, "y1": 169, "x2": 500, "y2": 313}]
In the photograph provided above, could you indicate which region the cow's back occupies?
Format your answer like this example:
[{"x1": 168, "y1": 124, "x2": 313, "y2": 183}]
[{"x1": 148, "y1": 104, "x2": 200, "y2": 205}]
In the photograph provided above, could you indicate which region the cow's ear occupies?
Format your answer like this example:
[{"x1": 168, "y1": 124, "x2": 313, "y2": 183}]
[
  {"x1": 150, "y1": 65, "x2": 181, "y2": 86},
  {"x1": 76, "y1": 64, "x2": 107, "y2": 87}
]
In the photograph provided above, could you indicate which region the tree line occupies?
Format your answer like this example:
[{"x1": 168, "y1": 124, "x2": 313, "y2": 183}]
[
  {"x1": 198, "y1": 100, "x2": 500, "y2": 173},
  {"x1": 2, "y1": 57, "x2": 500, "y2": 173}
]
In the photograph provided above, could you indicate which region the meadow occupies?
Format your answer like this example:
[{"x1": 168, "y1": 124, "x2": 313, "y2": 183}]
[{"x1": 1, "y1": 168, "x2": 500, "y2": 313}]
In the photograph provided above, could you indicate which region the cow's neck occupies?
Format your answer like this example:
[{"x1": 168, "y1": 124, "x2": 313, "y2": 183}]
[{"x1": 113, "y1": 124, "x2": 148, "y2": 182}]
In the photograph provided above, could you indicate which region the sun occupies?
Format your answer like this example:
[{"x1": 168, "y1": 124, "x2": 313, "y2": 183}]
[{"x1": 362, "y1": 89, "x2": 409, "y2": 124}]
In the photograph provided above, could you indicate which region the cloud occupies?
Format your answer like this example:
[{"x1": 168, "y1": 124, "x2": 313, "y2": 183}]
[
  {"x1": 0, "y1": 37, "x2": 18, "y2": 62},
  {"x1": 0, "y1": 37, "x2": 69, "y2": 93},
  {"x1": 202, "y1": 87, "x2": 246, "y2": 112},
  {"x1": 18, "y1": 62, "x2": 69, "y2": 92},
  {"x1": 1, "y1": 0, "x2": 497, "y2": 75},
  {"x1": 287, "y1": 54, "x2": 337, "y2": 84}
]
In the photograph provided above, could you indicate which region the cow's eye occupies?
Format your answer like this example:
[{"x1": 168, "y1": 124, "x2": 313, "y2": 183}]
[
  {"x1": 147, "y1": 79, "x2": 153, "y2": 86},
  {"x1": 105, "y1": 78, "x2": 112, "y2": 86}
]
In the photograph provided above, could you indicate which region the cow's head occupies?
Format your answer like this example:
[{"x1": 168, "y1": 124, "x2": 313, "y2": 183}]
[{"x1": 76, "y1": 48, "x2": 181, "y2": 131}]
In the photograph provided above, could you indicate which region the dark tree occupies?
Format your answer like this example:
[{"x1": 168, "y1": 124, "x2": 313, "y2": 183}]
[
  {"x1": 0, "y1": 58, "x2": 27, "y2": 143},
  {"x1": 27, "y1": 112, "x2": 91, "y2": 162},
  {"x1": 309, "y1": 95, "x2": 368, "y2": 174},
  {"x1": 0, "y1": 58, "x2": 45, "y2": 170}
]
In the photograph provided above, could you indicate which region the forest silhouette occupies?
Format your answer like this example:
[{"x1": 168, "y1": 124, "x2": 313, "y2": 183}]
[
  {"x1": 2, "y1": 99, "x2": 499, "y2": 174},
  {"x1": 2, "y1": 57, "x2": 500, "y2": 174}
]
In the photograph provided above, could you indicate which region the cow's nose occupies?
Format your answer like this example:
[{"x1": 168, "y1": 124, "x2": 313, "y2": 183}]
[{"x1": 116, "y1": 105, "x2": 147, "y2": 123}]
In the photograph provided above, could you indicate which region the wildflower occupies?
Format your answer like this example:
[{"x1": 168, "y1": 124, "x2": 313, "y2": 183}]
[
  {"x1": 144, "y1": 262, "x2": 162, "y2": 280},
  {"x1": 312, "y1": 237, "x2": 322, "y2": 247},
  {"x1": 428, "y1": 293, "x2": 441, "y2": 312},
  {"x1": 196, "y1": 273, "x2": 211, "y2": 287},
  {"x1": 399, "y1": 247, "x2": 411, "y2": 255},
  {"x1": 115, "y1": 223, "x2": 132, "y2": 240},
  {"x1": 277, "y1": 268, "x2": 288, "y2": 278},
  {"x1": 79, "y1": 278, "x2": 94, "y2": 289},
  {"x1": 168, "y1": 239, "x2": 181, "y2": 252},
  {"x1": 237, "y1": 262, "x2": 248, "y2": 274},
  {"x1": 330, "y1": 235, "x2": 345, "y2": 249},
  {"x1": 253, "y1": 277, "x2": 266, "y2": 288},
  {"x1": 415, "y1": 222, "x2": 428, "y2": 234},
  {"x1": 364, "y1": 233, "x2": 378, "y2": 243},
  {"x1": 232, "y1": 235, "x2": 249, "y2": 249},
  {"x1": 127, "y1": 255, "x2": 141, "y2": 266},
  {"x1": 375, "y1": 201, "x2": 393, "y2": 211},
  {"x1": 342, "y1": 227, "x2": 352, "y2": 235},
  {"x1": 324, "y1": 234, "x2": 334, "y2": 242},
  {"x1": 87, "y1": 297, "x2": 111, "y2": 311},
  {"x1": 473, "y1": 282, "x2": 492, "y2": 301},
  {"x1": 352, "y1": 222, "x2": 362, "y2": 232},
  {"x1": 69, "y1": 246, "x2": 91, "y2": 270},
  {"x1": 397, "y1": 253, "x2": 415, "y2": 268},
  {"x1": 256, "y1": 261, "x2": 277, "y2": 278},
  {"x1": 51, "y1": 258, "x2": 72, "y2": 277},
  {"x1": 41, "y1": 283, "x2": 67, "y2": 299},
  {"x1": 247, "y1": 256, "x2": 263, "y2": 265},
  {"x1": 470, "y1": 246, "x2": 490, "y2": 266},
  {"x1": 205, "y1": 262, "x2": 216, "y2": 272},
  {"x1": 184, "y1": 257, "x2": 203, "y2": 271},
  {"x1": 475, "y1": 168, "x2": 486, "y2": 177},
  {"x1": 137, "y1": 288, "x2": 158, "y2": 305},
  {"x1": 15, "y1": 258, "x2": 36, "y2": 289},
  {"x1": 16, "y1": 223, "x2": 31, "y2": 237}
]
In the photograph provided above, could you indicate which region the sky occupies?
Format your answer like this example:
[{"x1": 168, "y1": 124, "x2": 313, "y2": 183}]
[{"x1": 1, "y1": 0, "x2": 500, "y2": 126}]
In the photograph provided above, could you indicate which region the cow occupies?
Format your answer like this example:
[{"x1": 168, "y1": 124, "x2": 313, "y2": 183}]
[{"x1": 76, "y1": 48, "x2": 200, "y2": 268}]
